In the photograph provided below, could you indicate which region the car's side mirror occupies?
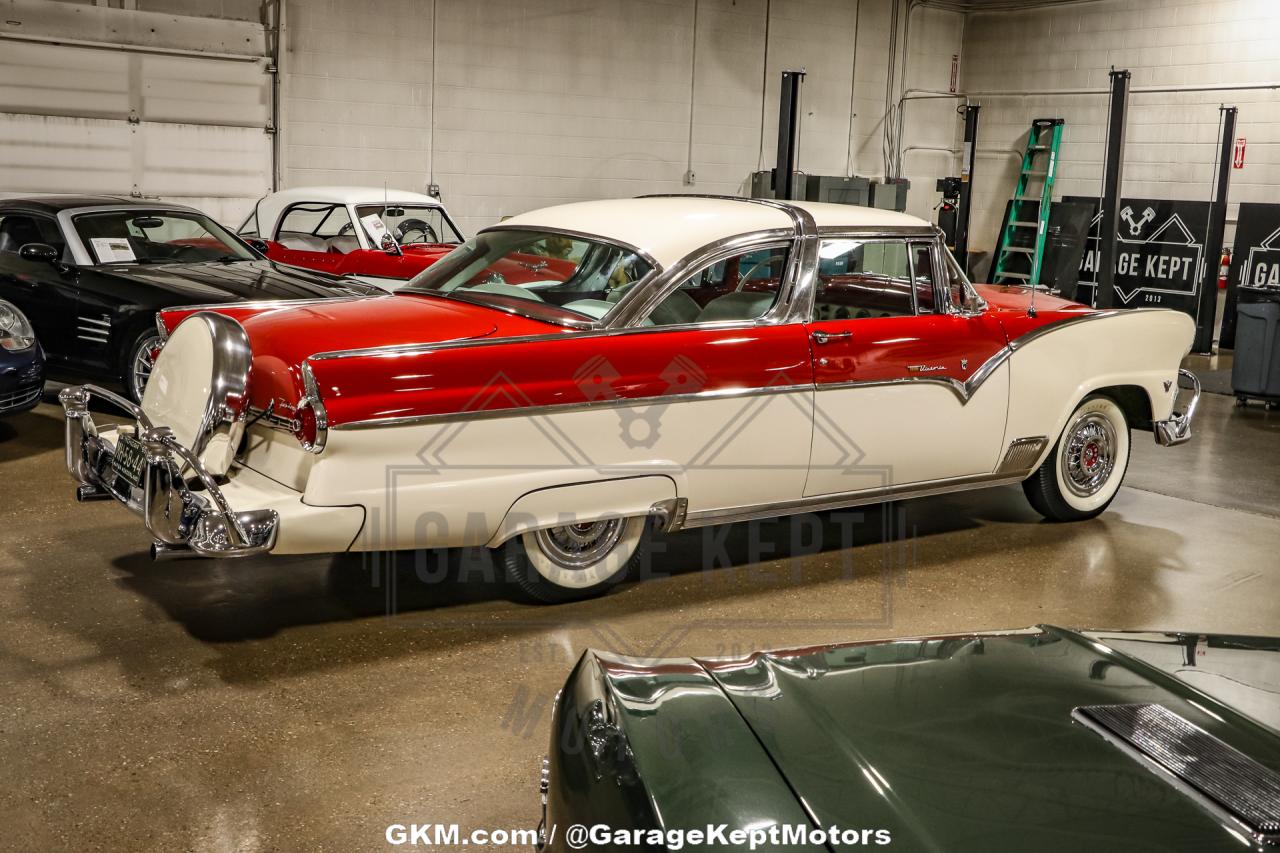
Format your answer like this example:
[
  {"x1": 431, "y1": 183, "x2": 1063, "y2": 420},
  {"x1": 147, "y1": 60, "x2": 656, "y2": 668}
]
[
  {"x1": 244, "y1": 238, "x2": 270, "y2": 254},
  {"x1": 19, "y1": 243, "x2": 59, "y2": 264}
]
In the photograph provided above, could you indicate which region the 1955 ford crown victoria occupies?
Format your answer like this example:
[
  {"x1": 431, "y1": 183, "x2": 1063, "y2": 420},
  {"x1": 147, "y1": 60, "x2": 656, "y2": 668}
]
[{"x1": 59, "y1": 196, "x2": 1200, "y2": 602}]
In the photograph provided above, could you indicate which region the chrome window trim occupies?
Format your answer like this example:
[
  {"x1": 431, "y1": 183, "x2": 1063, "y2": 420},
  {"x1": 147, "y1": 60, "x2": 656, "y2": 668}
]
[
  {"x1": 811, "y1": 234, "x2": 925, "y2": 322},
  {"x1": 940, "y1": 241, "x2": 988, "y2": 316},
  {"x1": 618, "y1": 233, "x2": 796, "y2": 330},
  {"x1": 328, "y1": 381, "x2": 814, "y2": 431},
  {"x1": 635, "y1": 194, "x2": 820, "y2": 326}
]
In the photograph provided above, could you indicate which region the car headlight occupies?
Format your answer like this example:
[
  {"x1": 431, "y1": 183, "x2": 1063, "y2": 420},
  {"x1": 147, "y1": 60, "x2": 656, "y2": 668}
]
[{"x1": 0, "y1": 300, "x2": 36, "y2": 352}]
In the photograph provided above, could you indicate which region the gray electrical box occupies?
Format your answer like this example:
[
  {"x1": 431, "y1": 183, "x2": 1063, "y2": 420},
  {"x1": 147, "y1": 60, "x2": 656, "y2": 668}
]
[
  {"x1": 751, "y1": 171, "x2": 876, "y2": 207},
  {"x1": 870, "y1": 179, "x2": 910, "y2": 212},
  {"x1": 808, "y1": 175, "x2": 872, "y2": 206}
]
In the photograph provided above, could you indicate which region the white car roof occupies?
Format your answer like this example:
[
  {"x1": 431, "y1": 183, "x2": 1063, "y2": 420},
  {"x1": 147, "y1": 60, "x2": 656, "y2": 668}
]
[
  {"x1": 495, "y1": 196, "x2": 932, "y2": 268},
  {"x1": 249, "y1": 186, "x2": 445, "y2": 235}
]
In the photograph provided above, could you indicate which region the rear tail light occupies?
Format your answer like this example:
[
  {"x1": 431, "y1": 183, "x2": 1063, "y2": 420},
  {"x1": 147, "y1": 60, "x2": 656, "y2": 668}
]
[
  {"x1": 293, "y1": 362, "x2": 328, "y2": 453},
  {"x1": 293, "y1": 399, "x2": 320, "y2": 450}
]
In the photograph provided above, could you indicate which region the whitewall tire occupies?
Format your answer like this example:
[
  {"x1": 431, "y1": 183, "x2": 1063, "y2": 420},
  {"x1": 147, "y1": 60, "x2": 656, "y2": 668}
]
[
  {"x1": 1023, "y1": 395, "x2": 1131, "y2": 522},
  {"x1": 503, "y1": 515, "x2": 650, "y2": 603}
]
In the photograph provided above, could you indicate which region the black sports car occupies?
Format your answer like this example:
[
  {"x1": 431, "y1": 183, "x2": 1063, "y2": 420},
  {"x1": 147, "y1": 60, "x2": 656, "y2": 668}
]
[{"x1": 0, "y1": 196, "x2": 369, "y2": 401}]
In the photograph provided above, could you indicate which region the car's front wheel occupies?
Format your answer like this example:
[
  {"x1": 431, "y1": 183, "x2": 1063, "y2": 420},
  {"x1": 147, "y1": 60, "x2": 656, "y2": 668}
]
[
  {"x1": 502, "y1": 515, "x2": 651, "y2": 603},
  {"x1": 125, "y1": 329, "x2": 166, "y2": 403},
  {"x1": 1023, "y1": 394, "x2": 1131, "y2": 522}
]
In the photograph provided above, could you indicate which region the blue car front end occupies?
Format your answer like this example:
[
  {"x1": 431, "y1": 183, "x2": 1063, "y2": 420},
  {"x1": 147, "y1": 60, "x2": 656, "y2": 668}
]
[{"x1": 0, "y1": 299, "x2": 44, "y2": 416}]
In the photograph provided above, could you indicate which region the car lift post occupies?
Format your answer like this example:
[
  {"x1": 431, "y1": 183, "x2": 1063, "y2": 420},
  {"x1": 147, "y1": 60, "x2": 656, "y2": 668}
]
[
  {"x1": 773, "y1": 70, "x2": 806, "y2": 201},
  {"x1": 1195, "y1": 105, "x2": 1238, "y2": 354},
  {"x1": 954, "y1": 104, "x2": 980, "y2": 275},
  {"x1": 1095, "y1": 68, "x2": 1130, "y2": 310}
]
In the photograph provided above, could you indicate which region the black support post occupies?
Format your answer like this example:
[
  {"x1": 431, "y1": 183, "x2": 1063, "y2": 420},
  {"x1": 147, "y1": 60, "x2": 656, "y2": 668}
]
[
  {"x1": 773, "y1": 70, "x2": 805, "y2": 201},
  {"x1": 1095, "y1": 69, "x2": 1130, "y2": 309},
  {"x1": 954, "y1": 104, "x2": 980, "y2": 275},
  {"x1": 1194, "y1": 105, "x2": 1237, "y2": 354}
]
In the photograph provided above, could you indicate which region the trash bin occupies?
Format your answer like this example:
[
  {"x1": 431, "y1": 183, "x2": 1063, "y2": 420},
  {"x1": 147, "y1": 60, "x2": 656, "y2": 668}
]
[{"x1": 1232, "y1": 298, "x2": 1280, "y2": 407}]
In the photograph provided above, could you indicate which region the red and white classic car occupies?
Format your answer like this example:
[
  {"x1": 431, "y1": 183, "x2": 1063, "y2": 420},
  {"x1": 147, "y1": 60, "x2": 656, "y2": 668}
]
[
  {"x1": 61, "y1": 196, "x2": 1199, "y2": 602},
  {"x1": 237, "y1": 187, "x2": 465, "y2": 287}
]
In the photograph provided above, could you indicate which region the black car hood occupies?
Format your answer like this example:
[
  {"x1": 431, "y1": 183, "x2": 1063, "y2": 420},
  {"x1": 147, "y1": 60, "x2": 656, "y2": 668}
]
[{"x1": 97, "y1": 259, "x2": 352, "y2": 302}]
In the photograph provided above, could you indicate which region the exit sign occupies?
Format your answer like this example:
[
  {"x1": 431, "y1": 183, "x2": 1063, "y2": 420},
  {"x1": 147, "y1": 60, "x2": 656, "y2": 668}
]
[{"x1": 1234, "y1": 137, "x2": 1247, "y2": 169}]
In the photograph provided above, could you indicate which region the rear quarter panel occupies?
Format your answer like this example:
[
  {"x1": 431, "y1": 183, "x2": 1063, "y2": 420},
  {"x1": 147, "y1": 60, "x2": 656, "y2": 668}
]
[{"x1": 1003, "y1": 309, "x2": 1194, "y2": 458}]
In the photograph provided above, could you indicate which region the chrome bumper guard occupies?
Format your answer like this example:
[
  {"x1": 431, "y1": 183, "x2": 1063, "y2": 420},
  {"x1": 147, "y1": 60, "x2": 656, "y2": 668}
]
[
  {"x1": 1153, "y1": 368, "x2": 1200, "y2": 447},
  {"x1": 59, "y1": 385, "x2": 278, "y2": 558}
]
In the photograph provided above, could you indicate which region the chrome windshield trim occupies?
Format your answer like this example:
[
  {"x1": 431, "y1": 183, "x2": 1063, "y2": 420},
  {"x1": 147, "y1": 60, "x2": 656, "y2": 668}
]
[{"x1": 329, "y1": 382, "x2": 813, "y2": 431}]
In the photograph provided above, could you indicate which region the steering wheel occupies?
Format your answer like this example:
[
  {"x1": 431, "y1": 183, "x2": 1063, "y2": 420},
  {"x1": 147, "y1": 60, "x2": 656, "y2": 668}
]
[
  {"x1": 396, "y1": 218, "x2": 438, "y2": 244},
  {"x1": 168, "y1": 244, "x2": 212, "y2": 261},
  {"x1": 338, "y1": 222, "x2": 355, "y2": 236},
  {"x1": 736, "y1": 253, "x2": 786, "y2": 291}
]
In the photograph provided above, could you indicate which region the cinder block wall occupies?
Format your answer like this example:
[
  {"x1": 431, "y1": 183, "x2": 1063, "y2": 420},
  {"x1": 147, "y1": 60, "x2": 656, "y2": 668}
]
[
  {"x1": 281, "y1": 0, "x2": 964, "y2": 235},
  {"x1": 962, "y1": 0, "x2": 1280, "y2": 255}
]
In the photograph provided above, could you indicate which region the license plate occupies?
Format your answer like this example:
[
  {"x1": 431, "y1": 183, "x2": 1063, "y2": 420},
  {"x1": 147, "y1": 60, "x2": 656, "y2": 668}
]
[{"x1": 111, "y1": 432, "x2": 147, "y2": 490}]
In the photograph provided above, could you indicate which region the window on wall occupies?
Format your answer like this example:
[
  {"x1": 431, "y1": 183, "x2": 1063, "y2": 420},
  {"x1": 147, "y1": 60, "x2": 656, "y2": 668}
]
[
  {"x1": 812, "y1": 238, "x2": 934, "y2": 321},
  {"x1": 640, "y1": 245, "x2": 790, "y2": 327}
]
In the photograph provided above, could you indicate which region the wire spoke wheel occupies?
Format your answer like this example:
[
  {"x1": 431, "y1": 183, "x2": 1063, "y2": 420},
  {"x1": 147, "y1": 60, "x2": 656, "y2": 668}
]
[
  {"x1": 1060, "y1": 412, "x2": 1117, "y2": 497},
  {"x1": 533, "y1": 519, "x2": 625, "y2": 570}
]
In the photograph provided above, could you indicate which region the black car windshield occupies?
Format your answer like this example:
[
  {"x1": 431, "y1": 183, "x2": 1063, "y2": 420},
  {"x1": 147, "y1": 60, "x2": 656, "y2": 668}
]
[
  {"x1": 402, "y1": 229, "x2": 654, "y2": 326},
  {"x1": 354, "y1": 205, "x2": 463, "y2": 246},
  {"x1": 74, "y1": 210, "x2": 255, "y2": 265}
]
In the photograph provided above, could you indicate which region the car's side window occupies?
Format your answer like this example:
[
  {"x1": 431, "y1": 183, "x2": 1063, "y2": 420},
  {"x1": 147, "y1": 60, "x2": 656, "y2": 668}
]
[
  {"x1": 0, "y1": 213, "x2": 67, "y2": 261},
  {"x1": 641, "y1": 245, "x2": 790, "y2": 327},
  {"x1": 813, "y1": 238, "x2": 917, "y2": 321},
  {"x1": 276, "y1": 204, "x2": 358, "y2": 253}
]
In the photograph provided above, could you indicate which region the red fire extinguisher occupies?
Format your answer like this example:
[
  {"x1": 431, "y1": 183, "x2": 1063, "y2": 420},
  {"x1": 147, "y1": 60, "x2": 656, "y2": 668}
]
[{"x1": 1219, "y1": 249, "x2": 1231, "y2": 290}]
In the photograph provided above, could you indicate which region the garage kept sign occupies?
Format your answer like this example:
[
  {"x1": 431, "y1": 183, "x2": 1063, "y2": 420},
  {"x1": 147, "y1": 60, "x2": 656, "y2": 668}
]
[
  {"x1": 1221, "y1": 201, "x2": 1280, "y2": 348},
  {"x1": 1065, "y1": 196, "x2": 1210, "y2": 316}
]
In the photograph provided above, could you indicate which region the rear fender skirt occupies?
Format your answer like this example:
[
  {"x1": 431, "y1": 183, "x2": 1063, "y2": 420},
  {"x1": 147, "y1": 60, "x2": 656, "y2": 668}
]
[{"x1": 485, "y1": 475, "x2": 678, "y2": 547}]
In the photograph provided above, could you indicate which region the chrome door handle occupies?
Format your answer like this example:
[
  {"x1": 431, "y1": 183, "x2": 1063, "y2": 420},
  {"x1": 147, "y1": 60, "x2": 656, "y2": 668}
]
[{"x1": 811, "y1": 330, "x2": 852, "y2": 345}]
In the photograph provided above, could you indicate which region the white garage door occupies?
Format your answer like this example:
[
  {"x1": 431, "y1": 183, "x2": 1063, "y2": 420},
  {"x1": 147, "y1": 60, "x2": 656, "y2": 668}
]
[{"x1": 0, "y1": 36, "x2": 272, "y2": 225}]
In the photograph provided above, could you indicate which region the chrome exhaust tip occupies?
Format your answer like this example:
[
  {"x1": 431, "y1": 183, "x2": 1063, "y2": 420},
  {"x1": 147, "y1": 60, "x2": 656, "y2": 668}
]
[
  {"x1": 150, "y1": 541, "x2": 191, "y2": 562},
  {"x1": 75, "y1": 484, "x2": 112, "y2": 502}
]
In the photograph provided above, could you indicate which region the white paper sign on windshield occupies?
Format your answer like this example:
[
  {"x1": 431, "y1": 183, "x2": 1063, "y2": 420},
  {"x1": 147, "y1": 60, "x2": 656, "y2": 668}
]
[
  {"x1": 360, "y1": 213, "x2": 397, "y2": 250},
  {"x1": 90, "y1": 237, "x2": 137, "y2": 263}
]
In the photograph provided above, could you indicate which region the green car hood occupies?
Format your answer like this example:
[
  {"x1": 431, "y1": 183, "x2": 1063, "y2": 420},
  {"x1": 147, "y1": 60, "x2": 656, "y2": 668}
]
[{"x1": 677, "y1": 626, "x2": 1280, "y2": 852}]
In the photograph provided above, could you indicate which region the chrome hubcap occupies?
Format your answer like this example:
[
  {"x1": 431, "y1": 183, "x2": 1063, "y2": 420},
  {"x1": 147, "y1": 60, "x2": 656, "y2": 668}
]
[
  {"x1": 131, "y1": 335, "x2": 163, "y2": 400},
  {"x1": 534, "y1": 519, "x2": 624, "y2": 570},
  {"x1": 1061, "y1": 413, "x2": 1117, "y2": 497}
]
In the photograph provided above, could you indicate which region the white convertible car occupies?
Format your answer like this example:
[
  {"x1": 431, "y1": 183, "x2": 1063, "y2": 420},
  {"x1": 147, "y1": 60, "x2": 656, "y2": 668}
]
[{"x1": 61, "y1": 195, "x2": 1198, "y2": 602}]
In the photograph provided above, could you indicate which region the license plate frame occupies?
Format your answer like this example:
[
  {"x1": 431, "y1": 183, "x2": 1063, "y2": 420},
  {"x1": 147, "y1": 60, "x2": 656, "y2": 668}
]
[{"x1": 111, "y1": 432, "x2": 147, "y2": 491}]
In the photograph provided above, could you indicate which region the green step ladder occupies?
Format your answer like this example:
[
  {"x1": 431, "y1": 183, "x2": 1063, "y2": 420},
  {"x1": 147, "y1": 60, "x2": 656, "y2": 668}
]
[{"x1": 992, "y1": 118, "x2": 1065, "y2": 286}]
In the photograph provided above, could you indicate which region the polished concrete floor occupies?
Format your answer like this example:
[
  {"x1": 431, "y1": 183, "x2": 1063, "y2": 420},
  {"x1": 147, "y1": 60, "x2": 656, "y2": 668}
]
[{"x1": 2, "y1": 387, "x2": 1278, "y2": 851}]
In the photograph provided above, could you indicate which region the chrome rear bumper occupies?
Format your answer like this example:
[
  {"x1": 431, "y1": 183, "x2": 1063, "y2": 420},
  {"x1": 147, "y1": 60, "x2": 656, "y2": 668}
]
[
  {"x1": 60, "y1": 385, "x2": 278, "y2": 558},
  {"x1": 1153, "y1": 368, "x2": 1200, "y2": 447}
]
